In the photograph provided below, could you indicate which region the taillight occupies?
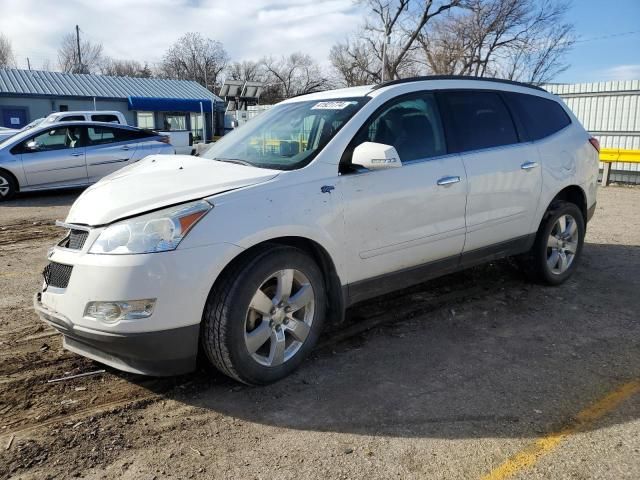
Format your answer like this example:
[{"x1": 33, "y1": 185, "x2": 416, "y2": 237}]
[
  {"x1": 589, "y1": 137, "x2": 600, "y2": 153},
  {"x1": 158, "y1": 135, "x2": 170, "y2": 144}
]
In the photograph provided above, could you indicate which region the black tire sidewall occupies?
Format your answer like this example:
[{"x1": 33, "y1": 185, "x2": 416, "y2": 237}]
[
  {"x1": 221, "y1": 248, "x2": 325, "y2": 385},
  {"x1": 534, "y1": 202, "x2": 585, "y2": 285}
]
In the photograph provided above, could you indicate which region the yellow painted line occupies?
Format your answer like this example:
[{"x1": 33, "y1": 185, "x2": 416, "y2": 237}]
[
  {"x1": 600, "y1": 148, "x2": 640, "y2": 163},
  {"x1": 481, "y1": 380, "x2": 640, "y2": 480}
]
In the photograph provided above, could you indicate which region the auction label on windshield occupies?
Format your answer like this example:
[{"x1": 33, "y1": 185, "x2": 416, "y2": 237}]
[{"x1": 311, "y1": 101, "x2": 355, "y2": 110}]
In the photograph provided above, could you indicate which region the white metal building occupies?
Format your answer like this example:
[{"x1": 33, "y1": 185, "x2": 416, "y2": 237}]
[{"x1": 545, "y1": 80, "x2": 640, "y2": 183}]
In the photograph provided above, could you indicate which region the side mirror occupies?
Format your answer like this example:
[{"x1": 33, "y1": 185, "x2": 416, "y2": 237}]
[
  {"x1": 25, "y1": 140, "x2": 39, "y2": 151},
  {"x1": 352, "y1": 142, "x2": 402, "y2": 170}
]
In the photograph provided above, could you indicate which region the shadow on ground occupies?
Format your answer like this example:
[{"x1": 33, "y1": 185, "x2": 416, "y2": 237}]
[
  {"x1": 121, "y1": 241, "x2": 640, "y2": 440},
  {"x1": 3, "y1": 188, "x2": 83, "y2": 208}
]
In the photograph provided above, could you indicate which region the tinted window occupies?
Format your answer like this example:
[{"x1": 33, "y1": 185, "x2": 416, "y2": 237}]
[
  {"x1": 353, "y1": 93, "x2": 446, "y2": 163},
  {"x1": 505, "y1": 93, "x2": 571, "y2": 141},
  {"x1": 441, "y1": 91, "x2": 518, "y2": 152},
  {"x1": 59, "y1": 115, "x2": 86, "y2": 122},
  {"x1": 87, "y1": 126, "x2": 151, "y2": 145},
  {"x1": 25, "y1": 126, "x2": 83, "y2": 152},
  {"x1": 91, "y1": 114, "x2": 120, "y2": 123}
]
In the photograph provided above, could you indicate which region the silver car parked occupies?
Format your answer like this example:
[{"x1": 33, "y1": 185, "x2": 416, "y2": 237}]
[{"x1": 0, "y1": 122, "x2": 174, "y2": 200}]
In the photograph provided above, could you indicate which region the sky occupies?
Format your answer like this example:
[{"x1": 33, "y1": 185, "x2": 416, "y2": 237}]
[{"x1": 0, "y1": 0, "x2": 638, "y2": 84}]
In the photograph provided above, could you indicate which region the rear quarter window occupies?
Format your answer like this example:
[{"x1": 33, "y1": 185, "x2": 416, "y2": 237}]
[{"x1": 505, "y1": 93, "x2": 571, "y2": 141}]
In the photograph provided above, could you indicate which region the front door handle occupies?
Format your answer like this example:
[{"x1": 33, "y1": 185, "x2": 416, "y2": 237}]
[
  {"x1": 521, "y1": 161, "x2": 538, "y2": 170},
  {"x1": 121, "y1": 146, "x2": 131, "y2": 151},
  {"x1": 437, "y1": 175, "x2": 461, "y2": 186},
  {"x1": 71, "y1": 152, "x2": 83, "y2": 157}
]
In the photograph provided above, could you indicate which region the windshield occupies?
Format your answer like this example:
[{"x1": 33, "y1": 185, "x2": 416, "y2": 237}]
[{"x1": 203, "y1": 98, "x2": 368, "y2": 170}]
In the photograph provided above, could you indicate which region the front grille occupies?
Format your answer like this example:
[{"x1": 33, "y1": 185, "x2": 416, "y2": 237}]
[
  {"x1": 59, "y1": 229, "x2": 89, "y2": 250},
  {"x1": 43, "y1": 262, "x2": 73, "y2": 289}
]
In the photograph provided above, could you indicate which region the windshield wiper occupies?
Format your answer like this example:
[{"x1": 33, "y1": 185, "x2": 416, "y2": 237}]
[{"x1": 215, "y1": 158, "x2": 253, "y2": 167}]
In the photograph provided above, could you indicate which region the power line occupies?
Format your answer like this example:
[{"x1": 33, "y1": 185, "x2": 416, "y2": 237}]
[{"x1": 574, "y1": 30, "x2": 640, "y2": 44}]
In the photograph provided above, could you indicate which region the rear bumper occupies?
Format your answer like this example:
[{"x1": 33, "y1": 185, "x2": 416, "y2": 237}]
[{"x1": 34, "y1": 293, "x2": 199, "y2": 376}]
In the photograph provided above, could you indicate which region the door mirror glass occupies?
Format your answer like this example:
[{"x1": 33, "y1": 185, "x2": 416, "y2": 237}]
[{"x1": 352, "y1": 142, "x2": 402, "y2": 170}]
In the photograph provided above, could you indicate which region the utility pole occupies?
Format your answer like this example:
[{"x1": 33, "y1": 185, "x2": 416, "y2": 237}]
[
  {"x1": 75, "y1": 25, "x2": 83, "y2": 73},
  {"x1": 26, "y1": 57, "x2": 31, "y2": 70},
  {"x1": 381, "y1": 25, "x2": 390, "y2": 83}
]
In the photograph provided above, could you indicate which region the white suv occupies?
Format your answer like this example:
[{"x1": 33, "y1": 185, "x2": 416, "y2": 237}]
[{"x1": 35, "y1": 77, "x2": 599, "y2": 385}]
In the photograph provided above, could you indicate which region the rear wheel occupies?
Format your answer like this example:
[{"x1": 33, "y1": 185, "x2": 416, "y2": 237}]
[
  {"x1": 522, "y1": 201, "x2": 585, "y2": 285},
  {"x1": 201, "y1": 246, "x2": 326, "y2": 385},
  {"x1": 0, "y1": 170, "x2": 17, "y2": 201}
]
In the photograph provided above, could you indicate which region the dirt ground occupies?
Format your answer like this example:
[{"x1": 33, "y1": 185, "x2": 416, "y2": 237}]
[{"x1": 0, "y1": 186, "x2": 638, "y2": 480}]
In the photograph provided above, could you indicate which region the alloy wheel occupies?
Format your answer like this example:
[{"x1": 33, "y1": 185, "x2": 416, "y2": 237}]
[
  {"x1": 546, "y1": 213, "x2": 579, "y2": 275},
  {"x1": 0, "y1": 176, "x2": 10, "y2": 197},
  {"x1": 244, "y1": 268, "x2": 315, "y2": 367}
]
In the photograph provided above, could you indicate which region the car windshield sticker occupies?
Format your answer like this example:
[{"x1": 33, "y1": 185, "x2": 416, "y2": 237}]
[{"x1": 311, "y1": 101, "x2": 355, "y2": 110}]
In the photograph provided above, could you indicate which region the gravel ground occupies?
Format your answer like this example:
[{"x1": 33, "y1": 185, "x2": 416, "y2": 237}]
[{"x1": 0, "y1": 186, "x2": 638, "y2": 480}]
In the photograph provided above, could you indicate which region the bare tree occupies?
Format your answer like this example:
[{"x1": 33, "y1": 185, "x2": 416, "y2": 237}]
[
  {"x1": 419, "y1": 0, "x2": 575, "y2": 83},
  {"x1": 329, "y1": 39, "x2": 380, "y2": 87},
  {"x1": 260, "y1": 53, "x2": 330, "y2": 103},
  {"x1": 0, "y1": 33, "x2": 16, "y2": 69},
  {"x1": 160, "y1": 32, "x2": 229, "y2": 91},
  {"x1": 57, "y1": 32, "x2": 103, "y2": 74},
  {"x1": 101, "y1": 58, "x2": 152, "y2": 78},
  {"x1": 226, "y1": 60, "x2": 263, "y2": 83},
  {"x1": 330, "y1": 0, "x2": 462, "y2": 85}
]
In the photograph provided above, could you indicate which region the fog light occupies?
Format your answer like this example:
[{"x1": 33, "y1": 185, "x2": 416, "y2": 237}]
[{"x1": 84, "y1": 299, "x2": 156, "y2": 323}]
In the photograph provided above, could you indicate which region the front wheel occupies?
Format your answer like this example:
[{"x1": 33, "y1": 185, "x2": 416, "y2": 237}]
[
  {"x1": 0, "y1": 170, "x2": 17, "y2": 201},
  {"x1": 201, "y1": 246, "x2": 326, "y2": 385},
  {"x1": 522, "y1": 201, "x2": 585, "y2": 285}
]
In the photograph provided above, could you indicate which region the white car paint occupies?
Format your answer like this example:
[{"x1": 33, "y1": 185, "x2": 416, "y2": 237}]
[{"x1": 35, "y1": 77, "x2": 599, "y2": 377}]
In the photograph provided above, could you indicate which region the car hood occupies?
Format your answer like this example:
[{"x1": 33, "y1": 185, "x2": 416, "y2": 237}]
[{"x1": 66, "y1": 155, "x2": 280, "y2": 225}]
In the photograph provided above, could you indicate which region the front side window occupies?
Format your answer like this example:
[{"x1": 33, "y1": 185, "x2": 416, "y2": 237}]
[
  {"x1": 203, "y1": 98, "x2": 368, "y2": 170},
  {"x1": 349, "y1": 93, "x2": 446, "y2": 164},
  {"x1": 441, "y1": 91, "x2": 518, "y2": 153},
  {"x1": 25, "y1": 126, "x2": 83, "y2": 152}
]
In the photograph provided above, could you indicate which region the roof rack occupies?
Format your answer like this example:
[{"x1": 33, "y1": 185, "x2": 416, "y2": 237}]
[{"x1": 370, "y1": 75, "x2": 546, "y2": 92}]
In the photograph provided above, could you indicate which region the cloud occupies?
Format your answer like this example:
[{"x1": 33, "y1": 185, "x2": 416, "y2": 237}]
[
  {"x1": 0, "y1": 0, "x2": 361, "y2": 69},
  {"x1": 599, "y1": 64, "x2": 640, "y2": 81}
]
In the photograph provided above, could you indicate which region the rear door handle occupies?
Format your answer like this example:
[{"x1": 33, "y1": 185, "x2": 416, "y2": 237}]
[
  {"x1": 121, "y1": 146, "x2": 131, "y2": 151},
  {"x1": 71, "y1": 152, "x2": 83, "y2": 157},
  {"x1": 437, "y1": 175, "x2": 461, "y2": 186},
  {"x1": 521, "y1": 161, "x2": 538, "y2": 170}
]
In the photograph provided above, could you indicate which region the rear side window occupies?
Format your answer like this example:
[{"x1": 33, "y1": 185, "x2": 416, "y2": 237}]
[
  {"x1": 505, "y1": 93, "x2": 571, "y2": 141},
  {"x1": 87, "y1": 126, "x2": 117, "y2": 145},
  {"x1": 88, "y1": 126, "x2": 152, "y2": 145},
  {"x1": 440, "y1": 91, "x2": 518, "y2": 153},
  {"x1": 91, "y1": 114, "x2": 120, "y2": 123}
]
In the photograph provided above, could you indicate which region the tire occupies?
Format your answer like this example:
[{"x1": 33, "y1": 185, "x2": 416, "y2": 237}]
[
  {"x1": 0, "y1": 170, "x2": 17, "y2": 201},
  {"x1": 201, "y1": 245, "x2": 326, "y2": 385},
  {"x1": 521, "y1": 201, "x2": 585, "y2": 285}
]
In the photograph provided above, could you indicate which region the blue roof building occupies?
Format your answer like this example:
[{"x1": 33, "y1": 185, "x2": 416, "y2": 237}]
[{"x1": 0, "y1": 69, "x2": 224, "y2": 139}]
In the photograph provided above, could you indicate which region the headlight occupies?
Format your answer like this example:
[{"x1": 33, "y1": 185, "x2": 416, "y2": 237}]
[{"x1": 89, "y1": 200, "x2": 212, "y2": 254}]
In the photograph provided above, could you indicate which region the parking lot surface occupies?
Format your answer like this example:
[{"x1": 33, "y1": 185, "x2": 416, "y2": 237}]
[{"x1": 1, "y1": 187, "x2": 639, "y2": 479}]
